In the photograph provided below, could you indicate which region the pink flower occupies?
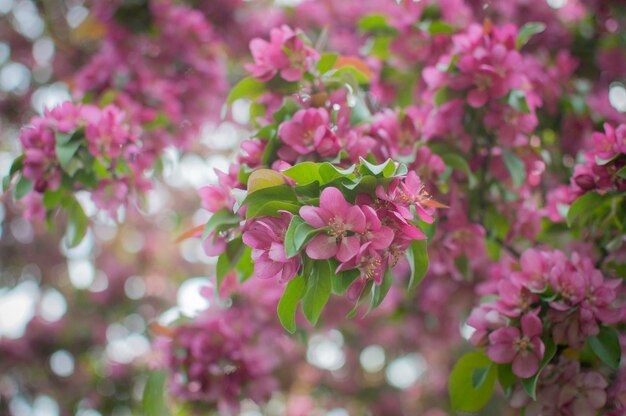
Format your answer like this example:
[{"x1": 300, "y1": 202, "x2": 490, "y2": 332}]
[
  {"x1": 199, "y1": 184, "x2": 233, "y2": 213},
  {"x1": 300, "y1": 187, "x2": 365, "y2": 262},
  {"x1": 516, "y1": 248, "x2": 551, "y2": 291},
  {"x1": 359, "y1": 206, "x2": 395, "y2": 249},
  {"x1": 487, "y1": 314, "x2": 545, "y2": 378},
  {"x1": 593, "y1": 123, "x2": 626, "y2": 160},
  {"x1": 91, "y1": 179, "x2": 129, "y2": 216},
  {"x1": 558, "y1": 371, "x2": 609, "y2": 415},
  {"x1": 84, "y1": 105, "x2": 132, "y2": 159},
  {"x1": 493, "y1": 276, "x2": 539, "y2": 318},
  {"x1": 278, "y1": 108, "x2": 331, "y2": 158},
  {"x1": 245, "y1": 25, "x2": 318, "y2": 82},
  {"x1": 242, "y1": 212, "x2": 300, "y2": 282},
  {"x1": 466, "y1": 305, "x2": 505, "y2": 347}
]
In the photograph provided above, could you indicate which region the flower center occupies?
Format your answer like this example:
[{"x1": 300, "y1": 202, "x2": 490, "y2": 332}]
[
  {"x1": 513, "y1": 336, "x2": 532, "y2": 352},
  {"x1": 361, "y1": 255, "x2": 382, "y2": 281},
  {"x1": 328, "y1": 217, "x2": 348, "y2": 239}
]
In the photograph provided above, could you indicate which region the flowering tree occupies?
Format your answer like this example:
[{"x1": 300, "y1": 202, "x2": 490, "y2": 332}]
[{"x1": 1, "y1": 0, "x2": 625, "y2": 415}]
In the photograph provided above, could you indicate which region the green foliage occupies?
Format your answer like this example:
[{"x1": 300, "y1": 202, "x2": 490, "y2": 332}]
[
  {"x1": 227, "y1": 77, "x2": 266, "y2": 105},
  {"x1": 406, "y1": 239, "x2": 429, "y2": 290},
  {"x1": 241, "y1": 185, "x2": 299, "y2": 219},
  {"x1": 201, "y1": 209, "x2": 241, "y2": 240},
  {"x1": 301, "y1": 259, "x2": 332, "y2": 325},
  {"x1": 64, "y1": 196, "x2": 89, "y2": 248},
  {"x1": 566, "y1": 192, "x2": 604, "y2": 227},
  {"x1": 449, "y1": 351, "x2": 497, "y2": 412},
  {"x1": 508, "y1": 89, "x2": 531, "y2": 113},
  {"x1": 502, "y1": 149, "x2": 527, "y2": 188},
  {"x1": 317, "y1": 53, "x2": 339, "y2": 74},
  {"x1": 589, "y1": 326, "x2": 621, "y2": 369},
  {"x1": 277, "y1": 275, "x2": 306, "y2": 333},
  {"x1": 284, "y1": 215, "x2": 319, "y2": 258},
  {"x1": 369, "y1": 269, "x2": 392, "y2": 311},
  {"x1": 142, "y1": 370, "x2": 169, "y2": 416},
  {"x1": 440, "y1": 153, "x2": 478, "y2": 188},
  {"x1": 516, "y1": 22, "x2": 546, "y2": 49},
  {"x1": 216, "y1": 238, "x2": 246, "y2": 288}
]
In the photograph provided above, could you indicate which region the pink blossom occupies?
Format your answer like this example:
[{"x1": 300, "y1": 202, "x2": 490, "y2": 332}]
[
  {"x1": 245, "y1": 25, "x2": 318, "y2": 82},
  {"x1": 487, "y1": 314, "x2": 545, "y2": 378},
  {"x1": 242, "y1": 212, "x2": 300, "y2": 282},
  {"x1": 278, "y1": 108, "x2": 333, "y2": 159},
  {"x1": 300, "y1": 187, "x2": 365, "y2": 262}
]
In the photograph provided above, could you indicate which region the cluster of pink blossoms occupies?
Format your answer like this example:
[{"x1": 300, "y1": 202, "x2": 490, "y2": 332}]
[
  {"x1": 468, "y1": 249, "x2": 623, "y2": 377},
  {"x1": 423, "y1": 22, "x2": 540, "y2": 147},
  {"x1": 77, "y1": 0, "x2": 227, "y2": 154},
  {"x1": 156, "y1": 279, "x2": 294, "y2": 414},
  {"x1": 246, "y1": 25, "x2": 319, "y2": 82},
  {"x1": 509, "y1": 356, "x2": 618, "y2": 415},
  {"x1": 242, "y1": 171, "x2": 437, "y2": 298},
  {"x1": 161, "y1": 316, "x2": 278, "y2": 414},
  {"x1": 571, "y1": 123, "x2": 626, "y2": 196},
  {"x1": 18, "y1": 101, "x2": 151, "y2": 219}
]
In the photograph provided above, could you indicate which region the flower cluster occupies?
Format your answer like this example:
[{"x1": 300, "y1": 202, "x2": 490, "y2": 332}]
[
  {"x1": 155, "y1": 279, "x2": 292, "y2": 414},
  {"x1": 246, "y1": 25, "x2": 319, "y2": 82},
  {"x1": 15, "y1": 101, "x2": 150, "y2": 220},
  {"x1": 571, "y1": 123, "x2": 626, "y2": 196},
  {"x1": 509, "y1": 357, "x2": 618, "y2": 416},
  {"x1": 76, "y1": 0, "x2": 227, "y2": 153},
  {"x1": 468, "y1": 248, "x2": 623, "y2": 378},
  {"x1": 422, "y1": 22, "x2": 540, "y2": 147}
]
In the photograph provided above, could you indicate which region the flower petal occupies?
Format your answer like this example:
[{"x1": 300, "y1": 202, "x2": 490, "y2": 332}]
[
  {"x1": 305, "y1": 234, "x2": 338, "y2": 259},
  {"x1": 512, "y1": 352, "x2": 539, "y2": 378}
]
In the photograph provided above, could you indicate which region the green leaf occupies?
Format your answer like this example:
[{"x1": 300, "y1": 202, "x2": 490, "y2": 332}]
[
  {"x1": 283, "y1": 162, "x2": 322, "y2": 185},
  {"x1": 516, "y1": 22, "x2": 546, "y2": 49},
  {"x1": 440, "y1": 153, "x2": 478, "y2": 188},
  {"x1": 497, "y1": 363, "x2": 516, "y2": 392},
  {"x1": 277, "y1": 275, "x2": 306, "y2": 333},
  {"x1": 43, "y1": 188, "x2": 66, "y2": 210},
  {"x1": 508, "y1": 89, "x2": 531, "y2": 113},
  {"x1": 201, "y1": 209, "x2": 241, "y2": 240},
  {"x1": 472, "y1": 366, "x2": 491, "y2": 389},
  {"x1": 319, "y1": 163, "x2": 356, "y2": 183},
  {"x1": 317, "y1": 53, "x2": 338, "y2": 74},
  {"x1": 333, "y1": 66, "x2": 370, "y2": 85},
  {"x1": 65, "y1": 197, "x2": 89, "y2": 248},
  {"x1": 216, "y1": 238, "x2": 244, "y2": 288},
  {"x1": 589, "y1": 326, "x2": 621, "y2": 369},
  {"x1": 227, "y1": 77, "x2": 265, "y2": 105},
  {"x1": 521, "y1": 337, "x2": 556, "y2": 400},
  {"x1": 3, "y1": 155, "x2": 24, "y2": 192},
  {"x1": 433, "y1": 86, "x2": 451, "y2": 106},
  {"x1": 358, "y1": 158, "x2": 397, "y2": 177},
  {"x1": 56, "y1": 140, "x2": 81, "y2": 170},
  {"x1": 12, "y1": 176, "x2": 32, "y2": 200},
  {"x1": 301, "y1": 259, "x2": 332, "y2": 325},
  {"x1": 241, "y1": 185, "x2": 299, "y2": 219},
  {"x1": 143, "y1": 370, "x2": 169, "y2": 416},
  {"x1": 418, "y1": 20, "x2": 455, "y2": 34},
  {"x1": 616, "y1": 165, "x2": 626, "y2": 179},
  {"x1": 349, "y1": 93, "x2": 373, "y2": 126},
  {"x1": 449, "y1": 351, "x2": 497, "y2": 412},
  {"x1": 369, "y1": 269, "x2": 393, "y2": 311},
  {"x1": 406, "y1": 239, "x2": 428, "y2": 290},
  {"x1": 566, "y1": 192, "x2": 604, "y2": 227},
  {"x1": 332, "y1": 269, "x2": 360, "y2": 295},
  {"x1": 236, "y1": 246, "x2": 254, "y2": 284},
  {"x1": 357, "y1": 14, "x2": 396, "y2": 34},
  {"x1": 284, "y1": 215, "x2": 319, "y2": 258},
  {"x1": 502, "y1": 149, "x2": 526, "y2": 188}
]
